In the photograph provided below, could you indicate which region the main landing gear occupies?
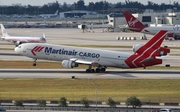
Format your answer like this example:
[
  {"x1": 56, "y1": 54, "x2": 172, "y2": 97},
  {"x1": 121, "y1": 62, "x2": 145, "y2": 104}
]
[
  {"x1": 33, "y1": 59, "x2": 37, "y2": 66},
  {"x1": 86, "y1": 65, "x2": 106, "y2": 73}
]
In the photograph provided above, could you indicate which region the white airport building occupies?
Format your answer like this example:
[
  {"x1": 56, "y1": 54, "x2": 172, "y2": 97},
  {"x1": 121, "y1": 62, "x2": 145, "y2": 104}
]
[{"x1": 108, "y1": 9, "x2": 180, "y2": 31}]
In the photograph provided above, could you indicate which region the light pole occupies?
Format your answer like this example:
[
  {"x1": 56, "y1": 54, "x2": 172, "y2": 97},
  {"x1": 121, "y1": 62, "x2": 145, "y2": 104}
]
[
  {"x1": 89, "y1": 78, "x2": 98, "y2": 107},
  {"x1": 103, "y1": 1, "x2": 105, "y2": 23}
]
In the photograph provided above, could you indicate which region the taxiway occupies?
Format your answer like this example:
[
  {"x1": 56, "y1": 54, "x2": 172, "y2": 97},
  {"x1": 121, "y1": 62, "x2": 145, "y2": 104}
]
[{"x1": 0, "y1": 69, "x2": 180, "y2": 79}]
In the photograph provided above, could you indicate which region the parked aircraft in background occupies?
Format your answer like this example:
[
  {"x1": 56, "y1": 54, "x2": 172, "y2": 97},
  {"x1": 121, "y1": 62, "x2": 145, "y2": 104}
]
[
  {"x1": 39, "y1": 10, "x2": 59, "y2": 19},
  {"x1": 0, "y1": 24, "x2": 46, "y2": 46},
  {"x1": 123, "y1": 12, "x2": 180, "y2": 40},
  {"x1": 15, "y1": 30, "x2": 170, "y2": 73}
]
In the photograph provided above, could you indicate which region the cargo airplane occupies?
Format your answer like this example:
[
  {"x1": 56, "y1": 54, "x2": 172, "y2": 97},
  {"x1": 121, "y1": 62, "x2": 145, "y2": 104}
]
[
  {"x1": 123, "y1": 12, "x2": 180, "y2": 39},
  {"x1": 15, "y1": 30, "x2": 170, "y2": 73},
  {"x1": 1, "y1": 24, "x2": 46, "y2": 46}
]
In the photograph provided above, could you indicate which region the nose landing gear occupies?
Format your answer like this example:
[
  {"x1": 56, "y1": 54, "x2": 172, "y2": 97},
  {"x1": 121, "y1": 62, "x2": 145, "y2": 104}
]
[{"x1": 33, "y1": 59, "x2": 37, "y2": 66}]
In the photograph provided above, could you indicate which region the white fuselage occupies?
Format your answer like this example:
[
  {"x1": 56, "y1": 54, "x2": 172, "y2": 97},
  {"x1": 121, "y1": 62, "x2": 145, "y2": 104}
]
[
  {"x1": 142, "y1": 26, "x2": 180, "y2": 36},
  {"x1": 1, "y1": 36, "x2": 46, "y2": 43},
  {"x1": 15, "y1": 43, "x2": 131, "y2": 68}
]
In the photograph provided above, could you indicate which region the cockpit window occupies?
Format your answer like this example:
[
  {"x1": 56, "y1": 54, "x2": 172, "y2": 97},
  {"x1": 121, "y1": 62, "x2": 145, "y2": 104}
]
[{"x1": 18, "y1": 46, "x2": 21, "y2": 48}]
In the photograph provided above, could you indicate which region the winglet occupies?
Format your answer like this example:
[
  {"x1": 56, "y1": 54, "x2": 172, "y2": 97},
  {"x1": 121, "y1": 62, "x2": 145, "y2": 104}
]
[
  {"x1": 123, "y1": 12, "x2": 146, "y2": 32},
  {"x1": 0, "y1": 24, "x2": 9, "y2": 37},
  {"x1": 43, "y1": 34, "x2": 45, "y2": 38}
]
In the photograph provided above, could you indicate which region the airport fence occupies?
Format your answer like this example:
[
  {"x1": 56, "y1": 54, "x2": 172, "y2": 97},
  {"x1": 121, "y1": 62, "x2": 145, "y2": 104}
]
[
  {"x1": 2, "y1": 106, "x2": 180, "y2": 112},
  {"x1": 1, "y1": 94, "x2": 180, "y2": 105}
]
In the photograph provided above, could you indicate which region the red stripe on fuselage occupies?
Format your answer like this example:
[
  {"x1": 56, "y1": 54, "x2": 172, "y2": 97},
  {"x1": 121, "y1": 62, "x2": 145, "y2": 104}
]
[
  {"x1": 31, "y1": 46, "x2": 39, "y2": 56},
  {"x1": 38, "y1": 47, "x2": 44, "y2": 52},
  {"x1": 34, "y1": 46, "x2": 42, "y2": 52}
]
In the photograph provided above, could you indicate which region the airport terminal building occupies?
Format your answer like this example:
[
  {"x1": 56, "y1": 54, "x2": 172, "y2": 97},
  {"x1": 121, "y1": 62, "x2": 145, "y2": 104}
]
[
  {"x1": 59, "y1": 10, "x2": 97, "y2": 19},
  {"x1": 108, "y1": 9, "x2": 180, "y2": 31}
]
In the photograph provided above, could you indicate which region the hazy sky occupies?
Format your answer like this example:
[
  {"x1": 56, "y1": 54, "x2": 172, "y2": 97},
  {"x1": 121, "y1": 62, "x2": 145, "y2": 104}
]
[{"x1": 0, "y1": 0, "x2": 177, "y2": 6}]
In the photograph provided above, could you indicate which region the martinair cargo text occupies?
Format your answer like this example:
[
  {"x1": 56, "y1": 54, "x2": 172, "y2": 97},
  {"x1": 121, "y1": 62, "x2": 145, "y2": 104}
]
[
  {"x1": 15, "y1": 30, "x2": 170, "y2": 73},
  {"x1": 123, "y1": 12, "x2": 180, "y2": 39},
  {"x1": 0, "y1": 24, "x2": 46, "y2": 46}
]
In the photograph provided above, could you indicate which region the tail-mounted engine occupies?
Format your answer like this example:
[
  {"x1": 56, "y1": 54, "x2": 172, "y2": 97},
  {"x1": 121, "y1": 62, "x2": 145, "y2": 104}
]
[
  {"x1": 158, "y1": 47, "x2": 170, "y2": 56},
  {"x1": 132, "y1": 44, "x2": 170, "y2": 56},
  {"x1": 62, "y1": 60, "x2": 78, "y2": 68},
  {"x1": 132, "y1": 44, "x2": 143, "y2": 53}
]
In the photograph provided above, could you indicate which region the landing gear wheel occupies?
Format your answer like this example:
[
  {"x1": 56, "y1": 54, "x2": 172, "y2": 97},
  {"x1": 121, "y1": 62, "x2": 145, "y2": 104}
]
[
  {"x1": 101, "y1": 68, "x2": 106, "y2": 72},
  {"x1": 86, "y1": 69, "x2": 95, "y2": 73},
  {"x1": 91, "y1": 69, "x2": 95, "y2": 73},
  {"x1": 96, "y1": 68, "x2": 100, "y2": 73},
  {"x1": 86, "y1": 69, "x2": 91, "y2": 73},
  {"x1": 33, "y1": 59, "x2": 37, "y2": 66}
]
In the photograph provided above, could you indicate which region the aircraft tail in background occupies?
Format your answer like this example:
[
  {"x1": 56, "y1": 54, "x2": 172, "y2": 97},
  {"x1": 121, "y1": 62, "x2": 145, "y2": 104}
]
[
  {"x1": 0, "y1": 24, "x2": 9, "y2": 37},
  {"x1": 54, "y1": 10, "x2": 59, "y2": 15},
  {"x1": 123, "y1": 12, "x2": 146, "y2": 32}
]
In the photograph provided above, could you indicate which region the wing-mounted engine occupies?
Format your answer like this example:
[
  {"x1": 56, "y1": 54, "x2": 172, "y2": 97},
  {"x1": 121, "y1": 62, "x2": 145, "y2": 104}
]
[
  {"x1": 62, "y1": 60, "x2": 78, "y2": 68},
  {"x1": 132, "y1": 44, "x2": 143, "y2": 53},
  {"x1": 14, "y1": 41, "x2": 22, "y2": 46}
]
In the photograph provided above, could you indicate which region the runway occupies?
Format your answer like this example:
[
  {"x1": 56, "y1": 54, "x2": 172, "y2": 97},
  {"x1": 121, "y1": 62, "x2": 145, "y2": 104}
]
[
  {"x1": 0, "y1": 28, "x2": 180, "y2": 79},
  {"x1": 0, "y1": 69, "x2": 180, "y2": 79}
]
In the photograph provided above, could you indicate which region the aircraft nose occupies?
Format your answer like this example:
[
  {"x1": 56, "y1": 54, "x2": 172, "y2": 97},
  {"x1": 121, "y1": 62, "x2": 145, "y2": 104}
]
[
  {"x1": 1, "y1": 37, "x2": 5, "y2": 41},
  {"x1": 14, "y1": 46, "x2": 21, "y2": 54}
]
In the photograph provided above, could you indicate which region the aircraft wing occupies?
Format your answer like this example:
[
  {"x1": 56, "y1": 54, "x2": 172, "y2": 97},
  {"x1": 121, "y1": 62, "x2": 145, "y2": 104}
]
[{"x1": 70, "y1": 58, "x2": 100, "y2": 66}]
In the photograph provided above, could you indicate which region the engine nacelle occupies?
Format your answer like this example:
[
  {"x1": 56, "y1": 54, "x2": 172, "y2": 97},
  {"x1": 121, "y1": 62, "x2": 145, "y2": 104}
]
[
  {"x1": 160, "y1": 51, "x2": 167, "y2": 56},
  {"x1": 15, "y1": 41, "x2": 22, "y2": 46},
  {"x1": 158, "y1": 47, "x2": 170, "y2": 56},
  {"x1": 132, "y1": 44, "x2": 143, "y2": 53},
  {"x1": 62, "y1": 60, "x2": 78, "y2": 68}
]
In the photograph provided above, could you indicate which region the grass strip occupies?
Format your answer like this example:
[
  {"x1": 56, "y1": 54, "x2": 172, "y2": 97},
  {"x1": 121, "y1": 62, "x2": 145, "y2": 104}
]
[
  {"x1": 0, "y1": 44, "x2": 180, "y2": 50},
  {"x1": 0, "y1": 78, "x2": 180, "y2": 103},
  {"x1": 0, "y1": 48, "x2": 14, "y2": 50},
  {"x1": 62, "y1": 44, "x2": 180, "y2": 49},
  {"x1": 0, "y1": 60, "x2": 180, "y2": 69},
  {"x1": 0, "y1": 43, "x2": 14, "y2": 45}
]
